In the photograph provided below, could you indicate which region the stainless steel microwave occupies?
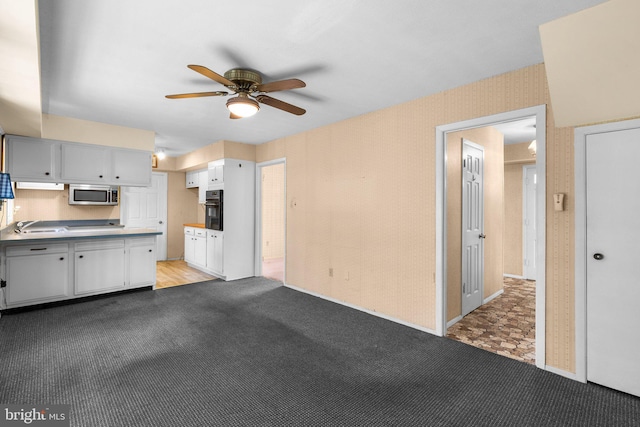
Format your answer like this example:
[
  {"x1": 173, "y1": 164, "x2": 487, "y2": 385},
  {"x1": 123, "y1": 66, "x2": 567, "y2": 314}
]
[{"x1": 69, "y1": 184, "x2": 119, "y2": 206}]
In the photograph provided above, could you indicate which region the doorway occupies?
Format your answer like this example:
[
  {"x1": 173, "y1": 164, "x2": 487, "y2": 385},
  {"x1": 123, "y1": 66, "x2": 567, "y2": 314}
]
[
  {"x1": 523, "y1": 165, "x2": 537, "y2": 280},
  {"x1": 255, "y1": 159, "x2": 286, "y2": 283},
  {"x1": 435, "y1": 105, "x2": 546, "y2": 369},
  {"x1": 120, "y1": 171, "x2": 168, "y2": 260}
]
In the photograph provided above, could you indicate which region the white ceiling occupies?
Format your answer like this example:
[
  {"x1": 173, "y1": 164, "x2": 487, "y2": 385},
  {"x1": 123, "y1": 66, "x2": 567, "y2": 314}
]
[{"x1": 37, "y1": 0, "x2": 605, "y2": 156}]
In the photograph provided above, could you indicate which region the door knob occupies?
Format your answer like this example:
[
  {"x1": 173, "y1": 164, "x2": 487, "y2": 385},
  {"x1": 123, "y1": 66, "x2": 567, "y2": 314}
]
[
  {"x1": 479, "y1": 234, "x2": 486, "y2": 239},
  {"x1": 159, "y1": 220, "x2": 163, "y2": 224},
  {"x1": 593, "y1": 253, "x2": 604, "y2": 260}
]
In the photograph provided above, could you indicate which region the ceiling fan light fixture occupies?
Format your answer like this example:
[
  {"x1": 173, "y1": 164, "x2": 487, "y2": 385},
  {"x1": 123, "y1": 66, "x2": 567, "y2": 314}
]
[{"x1": 226, "y1": 95, "x2": 259, "y2": 118}]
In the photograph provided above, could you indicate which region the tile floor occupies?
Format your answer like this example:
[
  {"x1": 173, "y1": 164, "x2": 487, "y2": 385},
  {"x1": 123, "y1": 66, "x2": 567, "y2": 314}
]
[{"x1": 446, "y1": 277, "x2": 536, "y2": 364}]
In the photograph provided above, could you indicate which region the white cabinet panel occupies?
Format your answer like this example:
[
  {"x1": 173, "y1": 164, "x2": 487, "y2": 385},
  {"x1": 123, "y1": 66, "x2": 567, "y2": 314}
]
[
  {"x1": 198, "y1": 170, "x2": 208, "y2": 203},
  {"x1": 207, "y1": 230, "x2": 223, "y2": 274},
  {"x1": 5, "y1": 249, "x2": 69, "y2": 305},
  {"x1": 61, "y1": 143, "x2": 109, "y2": 183},
  {"x1": 208, "y1": 162, "x2": 224, "y2": 189},
  {"x1": 129, "y1": 244, "x2": 156, "y2": 287},
  {"x1": 186, "y1": 171, "x2": 199, "y2": 188},
  {"x1": 111, "y1": 149, "x2": 152, "y2": 186},
  {"x1": 6, "y1": 136, "x2": 59, "y2": 182},
  {"x1": 75, "y1": 241, "x2": 125, "y2": 295}
]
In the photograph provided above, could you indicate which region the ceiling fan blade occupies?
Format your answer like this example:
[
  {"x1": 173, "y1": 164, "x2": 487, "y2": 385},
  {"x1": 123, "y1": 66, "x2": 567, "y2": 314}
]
[
  {"x1": 230, "y1": 113, "x2": 242, "y2": 120},
  {"x1": 256, "y1": 79, "x2": 306, "y2": 93},
  {"x1": 187, "y1": 65, "x2": 236, "y2": 88},
  {"x1": 256, "y1": 95, "x2": 306, "y2": 116},
  {"x1": 165, "y1": 91, "x2": 228, "y2": 99}
]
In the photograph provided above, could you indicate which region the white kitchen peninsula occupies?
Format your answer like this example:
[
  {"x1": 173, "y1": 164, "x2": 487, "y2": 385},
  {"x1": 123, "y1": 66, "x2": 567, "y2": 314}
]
[{"x1": 0, "y1": 220, "x2": 161, "y2": 311}]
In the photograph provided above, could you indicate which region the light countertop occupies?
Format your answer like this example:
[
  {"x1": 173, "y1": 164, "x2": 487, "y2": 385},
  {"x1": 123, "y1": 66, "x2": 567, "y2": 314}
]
[{"x1": 0, "y1": 219, "x2": 161, "y2": 245}]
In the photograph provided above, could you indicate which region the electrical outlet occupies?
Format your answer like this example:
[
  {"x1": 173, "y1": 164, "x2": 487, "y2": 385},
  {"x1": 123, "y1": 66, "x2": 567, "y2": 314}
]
[{"x1": 329, "y1": 268, "x2": 333, "y2": 277}]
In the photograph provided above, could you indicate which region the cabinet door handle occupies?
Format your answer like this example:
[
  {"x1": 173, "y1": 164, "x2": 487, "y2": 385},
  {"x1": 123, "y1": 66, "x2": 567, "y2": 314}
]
[
  {"x1": 45, "y1": 172, "x2": 50, "y2": 176},
  {"x1": 148, "y1": 249, "x2": 153, "y2": 252},
  {"x1": 79, "y1": 255, "x2": 84, "y2": 259},
  {"x1": 30, "y1": 248, "x2": 47, "y2": 251},
  {"x1": 115, "y1": 176, "x2": 120, "y2": 179},
  {"x1": 99, "y1": 175, "x2": 103, "y2": 178},
  {"x1": 60, "y1": 257, "x2": 65, "y2": 261}
]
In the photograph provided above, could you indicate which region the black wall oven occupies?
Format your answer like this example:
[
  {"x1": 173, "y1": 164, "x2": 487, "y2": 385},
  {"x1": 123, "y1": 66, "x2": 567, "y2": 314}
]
[{"x1": 205, "y1": 190, "x2": 223, "y2": 230}]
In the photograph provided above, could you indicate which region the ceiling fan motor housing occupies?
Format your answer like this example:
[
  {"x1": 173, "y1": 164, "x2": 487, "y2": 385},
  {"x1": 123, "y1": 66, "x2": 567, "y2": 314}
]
[{"x1": 224, "y1": 69, "x2": 262, "y2": 91}]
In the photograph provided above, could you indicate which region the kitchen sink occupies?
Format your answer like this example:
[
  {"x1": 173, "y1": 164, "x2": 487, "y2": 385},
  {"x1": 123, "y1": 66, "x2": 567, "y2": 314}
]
[
  {"x1": 65, "y1": 225, "x2": 125, "y2": 233},
  {"x1": 20, "y1": 227, "x2": 68, "y2": 234}
]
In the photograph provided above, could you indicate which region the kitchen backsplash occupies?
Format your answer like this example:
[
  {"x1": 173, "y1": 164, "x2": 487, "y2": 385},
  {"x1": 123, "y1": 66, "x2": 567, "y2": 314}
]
[{"x1": 12, "y1": 186, "x2": 119, "y2": 222}]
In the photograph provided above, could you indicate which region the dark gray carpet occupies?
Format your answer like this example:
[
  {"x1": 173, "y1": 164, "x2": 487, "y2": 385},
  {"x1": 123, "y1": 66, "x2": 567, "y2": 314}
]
[{"x1": 1, "y1": 277, "x2": 638, "y2": 426}]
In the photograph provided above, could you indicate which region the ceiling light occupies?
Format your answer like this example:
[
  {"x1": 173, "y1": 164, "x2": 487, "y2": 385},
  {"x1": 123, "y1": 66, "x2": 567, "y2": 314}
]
[
  {"x1": 156, "y1": 148, "x2": 166, "y2": 160},
  {"x1": 528, "y1": 140, "x2": 537, "y2": 157},
  {"x1": 226, "y1": 95, "x2": 259, "y2": 118}
]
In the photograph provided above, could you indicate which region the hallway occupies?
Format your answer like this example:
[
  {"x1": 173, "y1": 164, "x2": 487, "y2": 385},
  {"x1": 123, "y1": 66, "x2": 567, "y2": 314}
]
[{"x1": 447, "y1": 277, "x2": 536, "y2": 364}]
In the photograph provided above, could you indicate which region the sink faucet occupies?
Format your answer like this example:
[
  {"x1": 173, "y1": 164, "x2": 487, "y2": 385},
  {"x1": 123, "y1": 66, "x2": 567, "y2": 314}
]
[{"x1": 15, "y1": 220, "x2": 40, "y2": 233}]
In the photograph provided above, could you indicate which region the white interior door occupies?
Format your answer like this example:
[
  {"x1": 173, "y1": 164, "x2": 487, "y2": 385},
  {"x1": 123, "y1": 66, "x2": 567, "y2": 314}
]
[
  {"x1": 586, "y1": 127, "x2": 640, "y2": 397},
  {"x1": 461, "y1": 139, "x2": 484, "y2": 317},
  {"x1": 120, "y1": 172, "x2": 168, "y2": 261},
  {"x1": 523, "y1": 165, "x2": 537, "y2": 280}
]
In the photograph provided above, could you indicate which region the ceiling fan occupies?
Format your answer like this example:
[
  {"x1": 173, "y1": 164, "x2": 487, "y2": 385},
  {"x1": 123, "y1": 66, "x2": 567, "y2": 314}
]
[{"x1": 166, "y1": 65, "x2": 306, "y2": 119}]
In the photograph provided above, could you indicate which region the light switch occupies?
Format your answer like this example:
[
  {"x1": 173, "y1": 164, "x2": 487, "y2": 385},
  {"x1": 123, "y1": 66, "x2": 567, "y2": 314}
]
[{"x1": 554, "y1": 193, "x2": 565, "y2": 211}]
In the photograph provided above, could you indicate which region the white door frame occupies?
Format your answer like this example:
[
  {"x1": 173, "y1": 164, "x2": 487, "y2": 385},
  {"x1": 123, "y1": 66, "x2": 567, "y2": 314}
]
[
  {"x1": 523, "y1": 164, "x2": 537, "y2": 280},
  {"x1": 435, "y1": 105, "x2": 547, "y2": 369},
  {"x1": 574, "y1": 117, "x2": 640, "y2": 383},
  {"x1": 254, "y1": 158, "x2": 287, "y2": 283}
]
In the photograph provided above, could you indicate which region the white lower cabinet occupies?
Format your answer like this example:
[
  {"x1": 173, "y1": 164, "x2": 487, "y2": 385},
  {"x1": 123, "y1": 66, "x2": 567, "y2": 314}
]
[
  {"x1": 1, "y1": 235, "x2": 157, "y2": 310},
  {"x1": 207, "y1": 230, "x2": 223, "y2": 274},
  {"x1": 129, "y1": 239, "x2": 156, "y2": 287},
  {"x1": 75, "y1": 240, "x2": 125, "y2": 295},
  {"x1": 184, "y1": 227, "x2": 207, "y2": 268},
  {"x1": 5, "y1": 243, "x2": 69, "y2": 306}
]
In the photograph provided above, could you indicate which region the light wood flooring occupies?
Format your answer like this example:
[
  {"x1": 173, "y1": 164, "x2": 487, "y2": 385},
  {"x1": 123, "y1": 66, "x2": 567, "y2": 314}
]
[
  {"x1": 155, "y1": 260, "x2": 216, "y2": 289},
  {"x1": 446, "y1": 277, "x2": 536, "y2": 364}
]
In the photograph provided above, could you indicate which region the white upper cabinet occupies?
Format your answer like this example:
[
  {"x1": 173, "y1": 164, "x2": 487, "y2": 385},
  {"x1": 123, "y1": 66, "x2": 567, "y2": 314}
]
[
  {"x1": 186, "y1": 170, "x2": 199, "y2": 188},
  {"x1": 208, "y1": 160, "x2": 224, "y2": 189},
  {"x1": 61, "y1": 143, "x2": 110, "y2": 183},
  {"x1": 111, "y1": 148, "x2": 152, "y2": 186},
  {"x1": 5, "y1": 135, "x2": 152, "y2": 187},
  {"x1": 6, "y1": 135, "x2": 59, "y2": 182}
]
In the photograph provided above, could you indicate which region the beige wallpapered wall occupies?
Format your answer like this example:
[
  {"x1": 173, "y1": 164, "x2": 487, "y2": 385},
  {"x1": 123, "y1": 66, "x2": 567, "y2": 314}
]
[
  {"x1": 257, "y1": 63, "x2": 577, "y2": 373},
  {"x1": 446, "y1": 126, "x2": 504, "y2": 322}
]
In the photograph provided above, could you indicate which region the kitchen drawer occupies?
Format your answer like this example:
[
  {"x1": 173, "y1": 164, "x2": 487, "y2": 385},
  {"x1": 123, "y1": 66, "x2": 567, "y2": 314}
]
[
  {"x1": 74, "y1": 239, "x2": 125, "y2": 251},
  {"x1": 184, "y1": 227, "x2": 195, "y2": 236},
  {"x1": 195, "y1": 229, "x2": 207, "y2": 237},
  {"x1": 128, "y1": 237, "x2": 156, "y2": 247},
  {"x1": 6, "y1": 243, "x2": 69, "y2": 257}
]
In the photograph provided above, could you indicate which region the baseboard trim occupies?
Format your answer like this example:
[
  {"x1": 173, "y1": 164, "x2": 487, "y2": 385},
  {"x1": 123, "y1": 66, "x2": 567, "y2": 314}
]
[
  {"x1": 503, "y1": 274, "x2": 525, "y2": 279},
  {"x1": 284, "y1": 284, "x2": 438, "y2": 336},
  {"x1": 545, "y1": 365, "x2": 578, "y2": 381},
  {"x1": 483, "y1": 289, "x2": 504, "y2": 304},
  {"x1": 447, "y1": 315, "x2": 463, "y2": 329}
]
